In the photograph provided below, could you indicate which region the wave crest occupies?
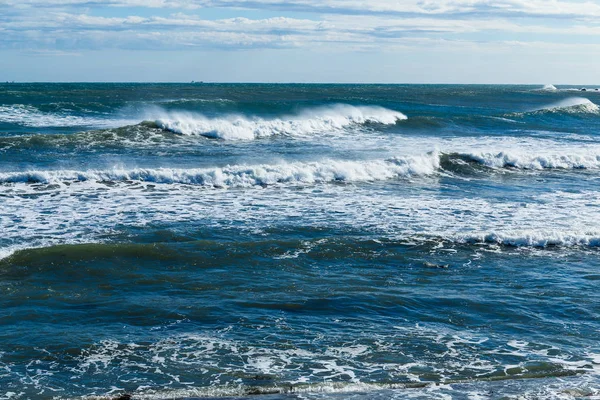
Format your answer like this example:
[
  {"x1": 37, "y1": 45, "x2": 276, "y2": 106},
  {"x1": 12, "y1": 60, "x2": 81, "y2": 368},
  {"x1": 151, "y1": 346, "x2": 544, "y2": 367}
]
[
  {"x1": 154, "y1": 104, "x2": 407, "y2": 140},
  {"x1": 0, "y1": 155, "x2": 438, "y2": 187},
  {"x1": 455, "y1": 231, "x2": 600, "y2": 248},
  {"x1": 4, "y1": 148, "x2": 600, "y2": 188},
  {"x1": 452, "y1": 151, "x2": 600, "y2": 170},
  {"x1": 530, "y1": 97, "x2": 599, "y2": 115}
]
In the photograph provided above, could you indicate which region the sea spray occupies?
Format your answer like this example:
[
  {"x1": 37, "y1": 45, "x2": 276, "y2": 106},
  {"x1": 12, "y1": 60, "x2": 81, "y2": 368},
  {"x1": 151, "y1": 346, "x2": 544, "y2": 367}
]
[
  {"x1": 530, "y1": 97, "x2": 599, "y2": 114},
  {"x1": 2, "y1": 83, "x2": 600, "y2": 400},
  {"x1": 154, "y1": 104, "x2": 407, "y2": 139}
]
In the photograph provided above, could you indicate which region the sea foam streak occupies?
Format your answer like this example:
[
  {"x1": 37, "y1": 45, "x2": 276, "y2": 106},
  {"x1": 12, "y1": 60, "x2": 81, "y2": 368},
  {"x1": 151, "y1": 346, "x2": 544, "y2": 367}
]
[
  {"x1": 0, "y1": 155, "x2": 438, "y2": 187},
  {"x1": 154, "y1": 104, "x2": 407, "y2": 139},
  {"x1": 0, "y1": 104, "x2": 132, "y2": 128}
]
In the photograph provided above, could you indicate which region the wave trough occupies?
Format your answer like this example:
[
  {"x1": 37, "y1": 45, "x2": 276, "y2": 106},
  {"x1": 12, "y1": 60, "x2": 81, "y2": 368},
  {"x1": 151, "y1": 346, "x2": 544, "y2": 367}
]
[{"x1": 4, "y1": 84, "x2": 600, "y2": 400}]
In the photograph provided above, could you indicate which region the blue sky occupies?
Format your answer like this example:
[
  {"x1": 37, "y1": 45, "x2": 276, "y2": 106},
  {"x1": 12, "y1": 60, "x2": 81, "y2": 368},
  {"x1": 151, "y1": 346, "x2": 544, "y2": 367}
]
[{"x1": 1, "y1": 0, "x2": 599, "y2": 83}]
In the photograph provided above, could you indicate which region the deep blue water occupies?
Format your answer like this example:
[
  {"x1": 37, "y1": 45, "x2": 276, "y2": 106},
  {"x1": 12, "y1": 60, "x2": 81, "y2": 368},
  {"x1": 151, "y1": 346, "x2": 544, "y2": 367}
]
[{"x1": 1, "y1": 83, "x2": 600, "y2": 399}]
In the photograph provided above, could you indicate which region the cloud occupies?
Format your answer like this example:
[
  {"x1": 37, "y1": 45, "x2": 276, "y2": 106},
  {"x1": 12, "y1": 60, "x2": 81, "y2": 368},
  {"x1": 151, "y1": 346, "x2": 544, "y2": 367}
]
[
  {"x1": 3, "y1": 0, "x2": 600, "y2": 18},
  {"x1": 1, "y1": 0, "x2": 600, "y2": 53},
  {"x1": 20, "y1": 49, "x2": 82, "y2": 56}
]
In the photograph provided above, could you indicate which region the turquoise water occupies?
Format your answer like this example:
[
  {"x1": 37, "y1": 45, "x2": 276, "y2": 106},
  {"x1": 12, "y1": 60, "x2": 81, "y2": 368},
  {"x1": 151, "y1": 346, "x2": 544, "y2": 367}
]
[{"x1": 1, "y1": 83, "x2": 600, "y2": 399}]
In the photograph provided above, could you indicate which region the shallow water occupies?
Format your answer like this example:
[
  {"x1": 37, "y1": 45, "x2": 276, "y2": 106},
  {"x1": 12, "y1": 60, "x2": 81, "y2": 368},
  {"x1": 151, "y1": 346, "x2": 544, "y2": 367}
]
[{"x1": 1, "y1": 83, "x2": 599, "y2": 399}]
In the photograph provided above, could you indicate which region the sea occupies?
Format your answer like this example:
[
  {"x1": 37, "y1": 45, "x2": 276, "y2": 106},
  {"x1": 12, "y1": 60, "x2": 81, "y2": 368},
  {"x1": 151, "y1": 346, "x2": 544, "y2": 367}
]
[{"x1": 0, "y1": 83, "x2": 599, "y2": 400}]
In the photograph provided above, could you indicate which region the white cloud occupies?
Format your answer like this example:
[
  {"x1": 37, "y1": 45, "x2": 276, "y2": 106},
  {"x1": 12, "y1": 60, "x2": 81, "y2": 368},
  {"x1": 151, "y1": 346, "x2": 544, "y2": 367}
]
[
  {"x1": 3, "y1": 0, "x2": 600, "y2": 18},
  {"x1": 1, "y1": 0, "x2": 600, "y2": 53}
]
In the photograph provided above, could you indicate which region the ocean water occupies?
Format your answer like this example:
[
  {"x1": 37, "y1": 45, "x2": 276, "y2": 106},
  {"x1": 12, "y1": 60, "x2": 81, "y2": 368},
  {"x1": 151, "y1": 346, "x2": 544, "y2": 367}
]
[{"x1": 1, "y1": 83, "x2": 600, "y2": 400}]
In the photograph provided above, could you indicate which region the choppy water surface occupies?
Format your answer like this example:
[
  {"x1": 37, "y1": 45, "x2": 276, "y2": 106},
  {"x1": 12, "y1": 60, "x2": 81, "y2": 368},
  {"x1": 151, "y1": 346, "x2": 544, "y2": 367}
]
[{"x1": 1, "y1": 83, "x2": 600, "y2": 399}]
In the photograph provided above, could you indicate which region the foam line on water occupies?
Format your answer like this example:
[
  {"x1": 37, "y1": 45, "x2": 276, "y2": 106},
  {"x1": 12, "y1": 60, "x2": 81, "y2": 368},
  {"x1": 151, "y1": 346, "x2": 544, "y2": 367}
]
[
  {"x1": 3, "y1": 148, "x2": 600, "y2": 189},
  {"x1": 0, "y1": 104, "x2": 134, "y2": 128},
  {"x1": 2, "y1": 324, "x2": 592, "y2": 399},
  {"x1": 0, "y1": 155, "x2": 439, "y2": 187}
]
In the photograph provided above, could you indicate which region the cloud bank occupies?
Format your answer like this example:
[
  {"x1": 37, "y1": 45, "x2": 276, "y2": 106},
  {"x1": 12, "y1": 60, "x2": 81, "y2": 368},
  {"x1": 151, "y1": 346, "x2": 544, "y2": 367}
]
[
  {"x1": 1, "y1": 0, "x2": 600, "y2": 50},
  {"x1": 1, "y1": 0, "x2": 599, "y2": 82}
]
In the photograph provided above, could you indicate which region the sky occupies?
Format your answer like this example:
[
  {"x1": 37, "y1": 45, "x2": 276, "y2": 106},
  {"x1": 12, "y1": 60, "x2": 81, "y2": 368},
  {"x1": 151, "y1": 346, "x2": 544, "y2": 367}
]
[{"x1": 1, "y1": 0, "x2": 600, "y2": 83}]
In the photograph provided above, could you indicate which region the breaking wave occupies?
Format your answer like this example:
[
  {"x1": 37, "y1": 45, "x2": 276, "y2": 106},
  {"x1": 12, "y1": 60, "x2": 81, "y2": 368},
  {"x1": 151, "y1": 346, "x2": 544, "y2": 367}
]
[
  {"x1": 0, "y1": 155, "x2": 439, "y2": 187},
  {"x1": 4, "y1": 148, "x2": 600, "y2": 188},
  {"x1": 535, "y1": 85, "x2": 600, "y2": 93},
  {"x1": 447, "y1": 151, "x2": 600, "y2": 170},
  {"x1": 541, "y1": 84, "x2": 558, "y2": 91},
  {"x1": 154, "y1": 104, "x2": 407, "y2": 139},
  {"x1": 454, "y1": 231, "x2": 600, "y2": 248},
  {"x1": 527, "y1": 97, "x2": 599, "y2": 115}
]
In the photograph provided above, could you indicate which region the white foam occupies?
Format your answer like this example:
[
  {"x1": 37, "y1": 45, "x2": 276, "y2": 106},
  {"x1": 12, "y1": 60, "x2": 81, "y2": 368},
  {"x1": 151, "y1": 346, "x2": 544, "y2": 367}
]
[
  {"x1": 0, "y1": 154, "x2": 439, "y2": 187},
  {"x1": 456, "y1": 230, "x2": 600, "y2": 248},
  {"x1": 6, "y1": 148, "x2": 600, "y2": 191},
  {"x1": 156, "y1": 98, "x2": 234, "y2": 104},
  {"x1": 460, "y1": 150, "x2": 600, "y2": 170},
  {"x1": 0, "y1": 247, "x2": 16, "y2": 261},
  {"x1": 3, "y1": 184, "x2": 600, "y2": 272},
  {"x1": 0, "y1": 104, "x2": 133, "y2": 128},
  {"x1": 154, "y1": 104, "x2": 407, "y2": 140},
  {"x1": 532, "y1": 97, "x2": 599, "y2": 114},
  {"x1": 4, "y1": 144, "x2": 600, "y2": 261},
  {"x1": 542, "y1": 84, "x2": 558, "y2": 91},
  {"x1": 34, "y1": 325, "x2": 595, "y2": 399}
]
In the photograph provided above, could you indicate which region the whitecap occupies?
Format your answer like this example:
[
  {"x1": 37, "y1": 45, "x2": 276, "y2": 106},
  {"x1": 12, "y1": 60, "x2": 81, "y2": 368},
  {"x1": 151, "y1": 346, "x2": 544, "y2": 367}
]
[
  {"x1": 0, "y1": 104, "x2": 134, "y2": 128},
  {"x1": 0, "y1": 155, "x2": 438, "y2": 187},
  {"x1": 154, "y1": 104, "x2": 407, "y2": 140},
  {"x1": 459, "y1": 150, "x2": 600, "y2": 170},
  {"x1": 530, "y1": 97, "x2": 599, "y2": 114}
]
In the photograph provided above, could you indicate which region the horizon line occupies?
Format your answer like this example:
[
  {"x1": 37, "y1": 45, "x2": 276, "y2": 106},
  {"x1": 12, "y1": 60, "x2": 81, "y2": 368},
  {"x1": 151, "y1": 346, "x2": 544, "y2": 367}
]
[{"x1": 2, "y1": 81, "x2": 598, "y2": 86}]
